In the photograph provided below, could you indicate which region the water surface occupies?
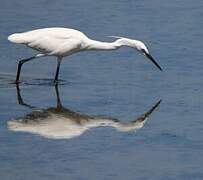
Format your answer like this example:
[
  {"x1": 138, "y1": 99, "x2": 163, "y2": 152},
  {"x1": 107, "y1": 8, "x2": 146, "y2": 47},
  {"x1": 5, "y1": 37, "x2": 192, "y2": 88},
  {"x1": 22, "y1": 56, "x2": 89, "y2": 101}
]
[{"x1": 0, "y1": 0, "x2": 203, "y2": 179}]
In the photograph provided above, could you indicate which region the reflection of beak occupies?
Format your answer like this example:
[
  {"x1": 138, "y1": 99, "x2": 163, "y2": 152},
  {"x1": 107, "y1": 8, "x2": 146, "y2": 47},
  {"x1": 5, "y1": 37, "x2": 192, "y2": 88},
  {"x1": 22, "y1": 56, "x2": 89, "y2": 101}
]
[{"x1": 142, "y1": 50, "x2": 163, "y2": 71}]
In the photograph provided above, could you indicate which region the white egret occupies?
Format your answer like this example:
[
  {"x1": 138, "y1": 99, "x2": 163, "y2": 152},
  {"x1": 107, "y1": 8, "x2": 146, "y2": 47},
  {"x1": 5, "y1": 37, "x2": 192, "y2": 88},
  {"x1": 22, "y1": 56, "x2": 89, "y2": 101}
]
[{"x1": 8, "y1": 27, "x2": 162, "y2": 83}]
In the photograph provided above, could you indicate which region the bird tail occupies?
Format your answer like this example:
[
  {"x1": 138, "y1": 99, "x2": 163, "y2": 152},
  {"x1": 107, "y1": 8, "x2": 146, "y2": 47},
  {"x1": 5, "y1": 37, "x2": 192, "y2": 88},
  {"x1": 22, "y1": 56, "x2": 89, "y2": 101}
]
[{"x1": 8, "y1": 33, "x2": 27, "y2": 44}]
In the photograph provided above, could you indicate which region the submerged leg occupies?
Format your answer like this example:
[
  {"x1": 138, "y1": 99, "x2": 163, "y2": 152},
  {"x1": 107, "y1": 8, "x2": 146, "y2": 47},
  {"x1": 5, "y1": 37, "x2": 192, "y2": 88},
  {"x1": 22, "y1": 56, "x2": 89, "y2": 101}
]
[
  {"x1": 54, "y1": 57, "x2": 62, "y2": 83},
  {"x1": 16, "y1": 56, "x2": 36, "y2": 83}
]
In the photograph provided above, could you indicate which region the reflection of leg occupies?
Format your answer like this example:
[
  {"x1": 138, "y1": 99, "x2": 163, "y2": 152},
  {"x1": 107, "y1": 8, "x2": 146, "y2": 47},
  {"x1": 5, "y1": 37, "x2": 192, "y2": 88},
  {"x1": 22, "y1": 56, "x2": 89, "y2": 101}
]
[
  {"x1": 15, "y1": 83, "x2": 35, "y2": 109},
  {"x1": 54, "y1": 84, "x2": 62, "y2": 110},
  {"x1": 54, "y1": 57, "x2": 62, "y2": 83},
  {"x1": 16, "y1": 56, "x2": 36, "y2": 83},
  {"x1": 16, "y1": 83, "x2": 23, "y2": 105}
]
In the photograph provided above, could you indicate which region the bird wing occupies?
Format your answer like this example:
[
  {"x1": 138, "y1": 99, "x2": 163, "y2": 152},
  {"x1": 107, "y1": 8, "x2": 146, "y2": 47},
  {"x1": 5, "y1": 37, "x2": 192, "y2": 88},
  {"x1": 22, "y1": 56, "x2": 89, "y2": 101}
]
[
  {"x1": 9, "y1": 28, "x2": 85, "y2": 55},
  {"x1": 47, "y1": 38, "x2": 82, "y2": 56}
]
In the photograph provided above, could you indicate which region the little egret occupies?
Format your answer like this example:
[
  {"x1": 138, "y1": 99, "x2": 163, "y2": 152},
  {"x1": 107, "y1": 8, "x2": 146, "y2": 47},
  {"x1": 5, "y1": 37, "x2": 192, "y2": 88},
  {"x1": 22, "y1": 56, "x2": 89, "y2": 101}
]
[{"x1": 8, "y1": 27, "x2": 162, "y2": 83}]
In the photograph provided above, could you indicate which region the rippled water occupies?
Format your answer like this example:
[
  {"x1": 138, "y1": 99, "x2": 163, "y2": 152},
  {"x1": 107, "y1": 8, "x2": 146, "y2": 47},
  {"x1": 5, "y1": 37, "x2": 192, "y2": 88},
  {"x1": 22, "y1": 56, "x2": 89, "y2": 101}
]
[{"x1": 0, "y1": 0, "x2": 203, "y2": 179}]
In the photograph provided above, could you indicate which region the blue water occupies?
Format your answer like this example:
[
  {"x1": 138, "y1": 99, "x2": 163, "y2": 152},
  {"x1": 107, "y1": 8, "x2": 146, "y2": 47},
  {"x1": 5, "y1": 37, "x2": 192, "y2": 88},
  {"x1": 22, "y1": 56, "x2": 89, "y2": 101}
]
[{"x1": 0, "y1": 0, "x2": 203, "y2": 179}]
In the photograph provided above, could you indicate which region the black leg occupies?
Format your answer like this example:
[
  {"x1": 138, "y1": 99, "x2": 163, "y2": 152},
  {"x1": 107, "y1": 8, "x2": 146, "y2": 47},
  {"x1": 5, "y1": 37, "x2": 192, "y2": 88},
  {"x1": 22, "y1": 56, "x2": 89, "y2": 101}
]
[
  {"x1": 54, "y1": 57, "x2": 62, "y2": 83},
  {"x1": 16, "y1": 56, "x2": 36, "y2": 83}
]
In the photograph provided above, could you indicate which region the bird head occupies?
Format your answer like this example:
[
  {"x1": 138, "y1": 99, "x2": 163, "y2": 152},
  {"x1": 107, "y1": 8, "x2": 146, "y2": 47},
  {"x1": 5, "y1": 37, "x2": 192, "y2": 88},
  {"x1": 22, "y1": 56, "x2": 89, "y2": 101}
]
[
  {"x1": 110, "y1": 36, "x2": 163, "y2": 71},
  {"x1": 134, "y1": 40, "x2": 163, "y2": 71}
]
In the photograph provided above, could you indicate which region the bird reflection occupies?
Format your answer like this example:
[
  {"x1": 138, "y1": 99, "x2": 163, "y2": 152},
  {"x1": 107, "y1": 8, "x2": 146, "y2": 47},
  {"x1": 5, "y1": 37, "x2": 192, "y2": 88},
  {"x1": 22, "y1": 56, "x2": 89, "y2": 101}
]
[{"x1": 8, "y1": 84, "x2": 161, "y2": 139}]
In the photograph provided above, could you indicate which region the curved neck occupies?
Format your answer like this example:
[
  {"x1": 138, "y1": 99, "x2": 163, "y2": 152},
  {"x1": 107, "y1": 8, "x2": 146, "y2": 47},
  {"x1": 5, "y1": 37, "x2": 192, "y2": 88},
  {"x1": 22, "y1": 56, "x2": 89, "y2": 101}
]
[{"x1": 85, "y1": 37, "x2": 135, "y2": 51}]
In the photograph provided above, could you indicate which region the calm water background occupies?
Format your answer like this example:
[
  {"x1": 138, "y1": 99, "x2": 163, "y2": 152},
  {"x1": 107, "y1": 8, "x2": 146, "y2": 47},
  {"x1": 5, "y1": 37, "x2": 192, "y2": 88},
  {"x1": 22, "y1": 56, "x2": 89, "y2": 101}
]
[{"x1": 0, "y1": 0, "x2": 203, "y2": 179}]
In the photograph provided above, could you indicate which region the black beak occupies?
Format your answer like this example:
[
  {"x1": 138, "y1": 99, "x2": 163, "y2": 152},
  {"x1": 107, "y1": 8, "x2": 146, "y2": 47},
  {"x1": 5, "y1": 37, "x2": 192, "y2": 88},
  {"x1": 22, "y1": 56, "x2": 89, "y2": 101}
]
[{"x1": 142, "y1": 50, "x2": 163, "y2": 71}]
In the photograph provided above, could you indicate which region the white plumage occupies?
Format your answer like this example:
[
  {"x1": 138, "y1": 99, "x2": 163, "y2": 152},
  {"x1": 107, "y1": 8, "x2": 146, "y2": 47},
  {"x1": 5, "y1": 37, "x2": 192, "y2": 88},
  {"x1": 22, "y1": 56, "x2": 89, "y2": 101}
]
[
  {"x1": 8, "y1": 28, "x2": 86, "y2": 56},
  {"x1": 8, "y1": 27, "x2": 162, "y2": 83}
]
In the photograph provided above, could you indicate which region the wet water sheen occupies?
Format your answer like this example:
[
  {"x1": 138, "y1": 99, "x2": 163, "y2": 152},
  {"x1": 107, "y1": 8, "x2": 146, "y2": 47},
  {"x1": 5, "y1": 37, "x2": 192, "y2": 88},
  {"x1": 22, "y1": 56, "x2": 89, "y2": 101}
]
[{"x1": 0, "y1": 0, "x2": 203, "y2": 179}]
